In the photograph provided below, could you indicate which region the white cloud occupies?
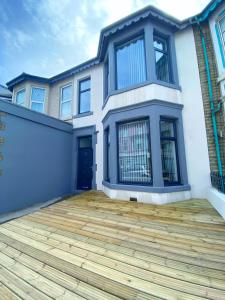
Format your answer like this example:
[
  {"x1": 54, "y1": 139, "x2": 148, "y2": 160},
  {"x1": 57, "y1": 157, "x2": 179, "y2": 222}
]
[
  {"x1": 2, "y1": 0, "x2": 211, "y2": 83},
  {"x1": 2, "y1": 28, "x2": 33, "y2": 50}
]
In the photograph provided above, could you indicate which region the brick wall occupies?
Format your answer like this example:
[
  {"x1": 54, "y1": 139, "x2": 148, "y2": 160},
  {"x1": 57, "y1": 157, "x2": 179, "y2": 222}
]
[{"x1": 193, "y1": 22, "x2": 225, "y2": 173}]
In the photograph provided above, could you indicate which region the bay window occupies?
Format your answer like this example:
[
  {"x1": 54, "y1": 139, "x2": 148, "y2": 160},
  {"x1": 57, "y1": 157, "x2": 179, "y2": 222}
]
[
  {"x1": 118, "y1": 119, "x2": 152, "y2": 184},
  {"x1": 116, "y1": 36, "x2": 146, "y2": 90},
  {"x1": 60, "y1": 85, "x2": 72, "y2": 118},
  {"x1": 31, "y1": 87, "x2": 45, "y2": 113},
  {"x1": 160, "y1": 119, "x2": 179, "y2": 184},
  {"x1": 16, "y1": 89, "x2": 25, "y2": 106}
]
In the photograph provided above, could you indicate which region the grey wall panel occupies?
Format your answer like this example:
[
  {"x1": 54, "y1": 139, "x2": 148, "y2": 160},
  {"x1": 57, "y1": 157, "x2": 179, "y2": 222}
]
[{"x1": 0, "y1": 100, "x2": 73, "y2": 214}]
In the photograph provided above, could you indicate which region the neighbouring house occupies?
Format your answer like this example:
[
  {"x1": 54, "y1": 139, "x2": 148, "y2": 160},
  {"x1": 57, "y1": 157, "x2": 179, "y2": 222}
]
[
  {"x1": 2, "y1": 0, "x2": 225, "y2": 218},
  {"x1": 0, "y1": 85, "x2": 12, "y2": 102}
]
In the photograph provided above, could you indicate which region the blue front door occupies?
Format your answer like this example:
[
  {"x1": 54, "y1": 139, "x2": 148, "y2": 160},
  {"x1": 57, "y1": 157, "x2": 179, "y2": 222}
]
[{"x1": 77, "y1": 136, "x2": 93, "y2": 190}]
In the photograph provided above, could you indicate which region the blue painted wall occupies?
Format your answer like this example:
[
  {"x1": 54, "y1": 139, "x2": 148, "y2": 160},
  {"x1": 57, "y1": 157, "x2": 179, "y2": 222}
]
[{"x1": 0, "y1": 100, "x2": 73, "y2": 214}]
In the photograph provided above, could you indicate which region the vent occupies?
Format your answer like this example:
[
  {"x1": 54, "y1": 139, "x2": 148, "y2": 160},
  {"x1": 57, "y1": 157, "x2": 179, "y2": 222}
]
[{"x1": 130, "y1": 197, "x2": 137, "y2": 202}]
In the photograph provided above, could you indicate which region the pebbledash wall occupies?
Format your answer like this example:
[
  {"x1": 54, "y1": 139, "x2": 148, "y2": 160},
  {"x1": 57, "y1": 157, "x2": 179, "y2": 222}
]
[{"x1": 0, "y1": 99, "x2": 73, "y2": 214}]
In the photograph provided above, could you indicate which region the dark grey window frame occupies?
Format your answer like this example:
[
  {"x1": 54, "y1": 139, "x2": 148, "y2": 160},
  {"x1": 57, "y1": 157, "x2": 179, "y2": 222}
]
[
  {"x1": 103, "y1": 21, "x2": 180, "y2": 106},
  {"x1": 102, "y1": 99, "x2": 190, "y2": 193},
  {"x1": 78, "y1": 77, "x2": 91, "y2": 115},
  {"x1": 153, "y1": 31, "x2": 173, "y2": 84},
  {"x1": 104, "y1": 126, "x2": 110, "y2": 182},
  {"x1": 160, "y1": 117, "x2": 180, "y2": 186},
  {"x1": 116, "y1": 117, "x2": 152, "y2": 186}
]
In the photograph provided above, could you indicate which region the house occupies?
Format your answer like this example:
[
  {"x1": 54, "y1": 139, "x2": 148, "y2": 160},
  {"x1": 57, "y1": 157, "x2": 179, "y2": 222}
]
[
  {"x1": 4, "y1": 0, "x2": 225, "y2": 210},
  {"x1": 0, "y1": 85, "x2": 12, "y2": 102}
]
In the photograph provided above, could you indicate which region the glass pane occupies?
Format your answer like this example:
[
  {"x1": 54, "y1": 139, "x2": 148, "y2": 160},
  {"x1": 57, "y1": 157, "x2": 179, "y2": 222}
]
[
  {"x1": 154, "y1": 37, "x2": 167, "y2": 52},
  {"x1": 61, "y1": 101, "x2": 71, "y2": 117},
  {"x1": 155, "y1": 51, "x2": 170, "y2": 82},
  {"x1": 223, "y1": 31, "x2": 225, "y2": 43},
  {"x1": 80, "y1": 79, "x2": 90, "y2": 91},
  {"x1": 31, "y1": 102, "x2": 44, "y2": 113},
  {"x1": 31, "y1": 88, "x2": 45, "y2": 102},
  {"x1": 105, "y1": 129, "x2": 110, "y2": 181},
  {"x1": 16, "y1": 89, "x2": 25, "y2": 105},
  {"x1": 160, "y1": 120, "x2": 175, "y2": 138},
  {"x1": 116, "y1": 37, "x2": 146, "y2": 89},
  {"x1": 62, "y1": 85, "x2": 72, "y2": 102},
  {"x1": 161, "y1": 140, "x2": 178, "y2": 183},
  {"x1": 79, "y1": 90, "x2": 90, "y2": 113},
  {"x1": 220, "y1": 16, "x2": 225, "y2": 32},
  {"x1": 118, "y1": 119, "x2": 151, "y2": 184},
  {"x1": 79, "y1": 137, "x2": 92, "y2": 148}
]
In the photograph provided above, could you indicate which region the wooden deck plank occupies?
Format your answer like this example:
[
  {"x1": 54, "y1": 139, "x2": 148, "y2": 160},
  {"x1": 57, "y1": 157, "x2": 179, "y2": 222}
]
[
  {"x1": 0, "y1": 191, "x2": 225, "y2": 299},
  {"x1": 3, "y1": 221, "x2": 225, "y2": 292}
]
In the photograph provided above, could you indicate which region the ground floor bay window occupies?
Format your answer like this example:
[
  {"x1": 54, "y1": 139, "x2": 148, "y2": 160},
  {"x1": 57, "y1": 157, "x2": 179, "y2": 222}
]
[{"x1": 103, "y1": 100, "x2": 190, "y2": 193}]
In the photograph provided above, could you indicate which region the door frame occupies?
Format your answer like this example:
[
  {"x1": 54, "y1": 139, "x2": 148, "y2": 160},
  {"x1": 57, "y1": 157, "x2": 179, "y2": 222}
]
[
  {"x1": 77, "y1": 136, "x2": 93, "y2": 190},
  {"x1": 72, "y1": 125, "x2": 97, "y2": 192}
]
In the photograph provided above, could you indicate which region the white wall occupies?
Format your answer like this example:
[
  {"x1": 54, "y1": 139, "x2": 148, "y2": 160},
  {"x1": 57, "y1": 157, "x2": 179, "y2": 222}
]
[
  {"x1": 73, "y1": 65, "x2": 104, "y2": 190},
  {"x1": 102, "y1": 83, "x2": 181, "y2": 118},
  {"x1": 175, "y1": 27, "x2": 211, "y2": 199}
]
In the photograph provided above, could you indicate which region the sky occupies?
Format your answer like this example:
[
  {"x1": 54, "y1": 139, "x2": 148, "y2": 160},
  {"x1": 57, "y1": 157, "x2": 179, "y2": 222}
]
[{"x1": 0, "y1": 0, "x2": 211, "y2": 85}]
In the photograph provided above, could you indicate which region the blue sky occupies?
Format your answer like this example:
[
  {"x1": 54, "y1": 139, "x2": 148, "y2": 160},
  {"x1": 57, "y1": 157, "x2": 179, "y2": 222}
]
[{"x1": 0, "y1": 0, "x2": 210, "y2": 85}]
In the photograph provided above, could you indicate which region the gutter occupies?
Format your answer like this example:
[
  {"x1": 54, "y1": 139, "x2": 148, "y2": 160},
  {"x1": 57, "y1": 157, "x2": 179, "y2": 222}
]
[{"x1": 196, "y1": 18, "x2": 224, "y2": 181}]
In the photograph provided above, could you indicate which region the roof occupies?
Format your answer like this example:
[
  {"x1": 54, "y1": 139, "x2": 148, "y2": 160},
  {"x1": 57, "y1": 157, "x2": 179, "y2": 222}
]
[
  {"x1": 0, "y1": 84, "x2": 12, "y2": 100},
  {"x1": 6, "y1": 0, "x2": 223, "y2": 91}
]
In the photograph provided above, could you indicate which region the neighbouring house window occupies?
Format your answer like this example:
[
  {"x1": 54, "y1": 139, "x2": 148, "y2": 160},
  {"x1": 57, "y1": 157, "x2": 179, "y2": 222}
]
[
  {"x1": 116, "y1": 36, "x2": 146, "y2": 90},
  {"x1": 160, "y1": 119, "x2": 179, "y2": 184},
  {"x1": 79, "y1": 78, "x2": 91, "y2": 114},
  {"x1": 219, "y1": 15, "x2": 225, "y2": 47},
  {"x1": 31, "y1": 87, "x2": 46, "y2": 113},
  {"x1": 118, "y1": 119, "x2": 152, "y2": 184},
  {"x1": 60, "y1": 85, "x2": 72, "y2": 118},
  {"x1": 16, "y1": 89, "x2": 25, "y2": 106},
  {"x1": 105, "y1": 128, "x2": 110, "y2": 182},
  {"x1": 154, "y1": 34, "x2": 172, "y2": 83}
]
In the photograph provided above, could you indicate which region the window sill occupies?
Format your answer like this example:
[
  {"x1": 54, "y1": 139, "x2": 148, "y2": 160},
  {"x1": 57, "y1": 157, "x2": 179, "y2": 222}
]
[
  {"x1": 102, "y1": 180, "x2": 190, "y2": 193},
  {"x1": 102, "y1": 80, "x2": 181, "y2": 109},
  {"x1": 73, "y1": 111, "x2": 93, "y2": 119}
]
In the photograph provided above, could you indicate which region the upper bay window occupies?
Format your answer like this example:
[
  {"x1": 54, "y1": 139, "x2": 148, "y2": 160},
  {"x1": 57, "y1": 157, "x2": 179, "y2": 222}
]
[
  {"x1": 60, "y1": 85, "x2": 72, "y2": 118},
  {"x1": 79, "y1": 78, "x2": 91, "y2": 114},
  {"x1": 117, "y1": 119, "x2": 152, "y2": 184},
  {"x1": 31, "y1": 87, "x2": 46, "y2": 113},
  {"x1": 104, "y1": 25, "x2": 179, "y2": 100},
  {"x1": 16, "y1": 89, "x2": 25, "y2": 106},
  {"x1": 154, "y1": 34, "x2": 172, "y2": 83},
  {"x1": 116, "y1": 36, "x2": 146, "y2": 90}
]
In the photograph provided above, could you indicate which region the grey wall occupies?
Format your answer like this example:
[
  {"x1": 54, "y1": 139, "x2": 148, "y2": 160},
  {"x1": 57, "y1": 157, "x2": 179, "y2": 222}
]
[{"x1": 0, "y1": 100, "x2": 73, "y2": 214}]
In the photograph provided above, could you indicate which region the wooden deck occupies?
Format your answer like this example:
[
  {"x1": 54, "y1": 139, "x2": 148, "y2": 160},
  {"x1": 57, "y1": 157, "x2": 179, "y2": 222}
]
[{"x1": 0, "y1": 191, "x2": 225, "y2": 299}]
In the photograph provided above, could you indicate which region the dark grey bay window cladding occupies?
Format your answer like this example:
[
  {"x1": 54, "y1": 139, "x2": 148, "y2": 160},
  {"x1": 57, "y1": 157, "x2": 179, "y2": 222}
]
[
  {"x1": 103, "y1": 100, "x2": 190, "y2": 193},
  {"x1": 104, "y1": 21, "x2": 179, "y2": 101}
]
